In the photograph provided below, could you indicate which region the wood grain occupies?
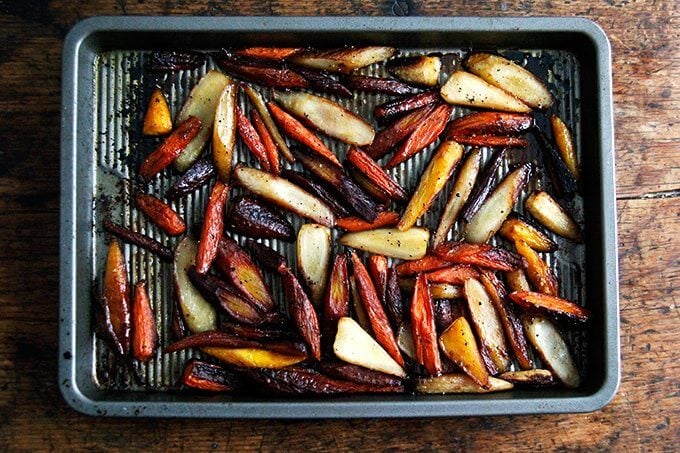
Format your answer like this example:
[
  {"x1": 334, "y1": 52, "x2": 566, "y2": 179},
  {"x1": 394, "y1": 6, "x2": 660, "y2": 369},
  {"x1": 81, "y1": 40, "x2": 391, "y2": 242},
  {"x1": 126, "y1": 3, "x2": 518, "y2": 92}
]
[{"x1": 0, "y1": 0, "x2": 678, "y2": 450}]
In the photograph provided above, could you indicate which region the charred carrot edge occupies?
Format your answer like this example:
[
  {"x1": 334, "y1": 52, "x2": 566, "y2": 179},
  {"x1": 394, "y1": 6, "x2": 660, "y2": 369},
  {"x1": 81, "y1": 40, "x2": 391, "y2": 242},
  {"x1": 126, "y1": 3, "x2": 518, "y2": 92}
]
[
  {"x1": 350, "y1": 252, "x2": 405, "y2": 367},
  {"x1": 447, "y1": 112, "x2": 534, "y2": 137},
  {"x1": 236, "y1": 105, "x2": 271, "y2": 172},
  {"x1": 385, "y1": 104, "x2": 452, "y2": 168},
  {"x1": 103, "y1": 219, "x2": 173, "y2": 261},
  {"x1": 236, "y1": 47, "x2": 303, "y2": 61},
  {"x1": 195, "y1": 181, "x2": 230, "y2": 274},
  {"x1": 509, "y1": 291, "x2": 592, "y2": 322},
  {"x1": 347, "y1": 147, "x2": 408, "y2": 202},
  {"x1": 182, "y1": 359, "x2": 238, "y2": 392},
  {"x1": 368, "y1": 254, "x2": 389, "y2": 304},
  {"x1": 139, "y1": 115, "x2": 202, "y2": 181},
  {"x1": 251, "y1": 108, "x2": 280, "y2": 175},
  {"x1": 267, "y1": 101, "x2": 341, "y2": 167},
  {"x1": 335, "y1": 211, "x2": 400, "y2": 232},
  {"x1": 514, "y1": 240, "x2": 559, "y2": 296},
  {"x1": 134, "y1": 192, "x2": 186, "y2": 236},
  {"x1": 411, "y1": 273, "x2": 442, "y2": 375},
  {"x1": 131, "y1": 280, "x2": 159, "y2": 362},
  {"x1": 434, "y1": 241, "x2": 526, "y2": 272},
  {"x1": 373, "y1": 91, "x2": 440, "y2": 122},
  {"x1": 395, "y1": 255, "x2": 451, "y2": 277},
  {"x1": 365, "y1": 104, "x2": 436, "y2": 159},
  {"x1": 448, "y1": 134, "x2": 529, "y2": 148},
  {"x1": 425, "y1": 265, "x2": 481, "y2": 285}
]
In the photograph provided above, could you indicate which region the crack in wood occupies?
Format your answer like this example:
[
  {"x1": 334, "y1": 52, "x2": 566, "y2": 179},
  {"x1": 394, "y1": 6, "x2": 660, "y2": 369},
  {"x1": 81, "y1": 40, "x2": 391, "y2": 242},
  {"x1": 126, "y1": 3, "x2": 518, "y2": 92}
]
[{"x1": 617, "y1": 189, "x2": 680, "y2": 201}]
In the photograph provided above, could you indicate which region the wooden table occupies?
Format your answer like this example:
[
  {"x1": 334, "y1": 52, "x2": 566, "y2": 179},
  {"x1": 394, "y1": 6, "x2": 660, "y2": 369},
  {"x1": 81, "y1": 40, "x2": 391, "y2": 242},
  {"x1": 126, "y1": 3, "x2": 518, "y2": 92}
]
[{"x1": 1, "y1": 1, "x2": 677, "y2": 450}]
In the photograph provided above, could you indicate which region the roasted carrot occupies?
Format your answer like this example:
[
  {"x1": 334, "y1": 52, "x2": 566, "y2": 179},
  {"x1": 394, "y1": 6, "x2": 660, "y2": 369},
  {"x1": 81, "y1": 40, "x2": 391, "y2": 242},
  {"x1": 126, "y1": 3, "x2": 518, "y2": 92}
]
[
  {"x1": 395, "y1": 255, "x2": 451, "y2": 276},
  {"x1": 350, "y1": 252, "x2": 404, "y2": 367},
  {"x1": 365, "y1": 105, "x2": 436, "y2": 159},
  {"x1": 385, "y1": 103, "x2": 452, "y2": 168},
  {"x1": 134, "y1": 192, "x2": 186, "y2": 236},
  {"x1": 139, "y1": 115, "x2": 202, "y2": 181},
  {"x1": 410, "y1": 273, "x2": 442, "y2": 375},
  {"x1": 434, "y1": 240, "x2": 526, "y2": 272},
  {"x1": 101, "y1": 240, "x2": 131, "y2": 356},
  {"x1": 236, "y1": 105, "x2": 271, "y2": 172},
  {"x1": 103, "y1": 219, "x2": 173, "y2": 261},
  {"x1": 335, "y1": 211, "x2": 400, "y2": 232},
  {"x1": 195, "y1": 181, "x2": 229, "y2": 274},
  {"x1": 236, "y1": 47, "x2": 303, "y2": 61},
  {"x1": 251, "y1": 108, "x2": 280, "y2": 175},
  {"x1": 425, "y1": 265, "x2": 480, "y2": 285},
  {"x1": 347, "y1": 147, "x2": 408, "y2": 202},
  {"x1": 368, "y1": 254, "x2": 389, "y2": 304},
  {"x1": 267, "y1": 101, "x2": 341, "y2": 167},
  {"x1": 447, "y1": 134, "x2": 529, "y2": 148},
  {"x1": 514, "y1": 239, "x2": 559, "y2": 296},
  {"x1": 131, "y1": 280, "x2": 159, "y2": 362},
  {"x1": 281, "y1": 268, "x2": 322, "y2": 360},
  {"x1": 509, "y1": 291, "x2": 592, "y2": 322},
  {"x1": 373, "y1": 91, "x2": 440, "y2": 123}
]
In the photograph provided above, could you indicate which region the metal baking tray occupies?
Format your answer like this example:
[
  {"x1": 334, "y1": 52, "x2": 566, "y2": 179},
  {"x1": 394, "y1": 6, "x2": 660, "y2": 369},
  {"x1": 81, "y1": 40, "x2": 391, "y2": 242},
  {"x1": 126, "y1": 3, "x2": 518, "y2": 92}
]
[{"x1": 59, "y1": 16, "x2": 619, "y2": 417}]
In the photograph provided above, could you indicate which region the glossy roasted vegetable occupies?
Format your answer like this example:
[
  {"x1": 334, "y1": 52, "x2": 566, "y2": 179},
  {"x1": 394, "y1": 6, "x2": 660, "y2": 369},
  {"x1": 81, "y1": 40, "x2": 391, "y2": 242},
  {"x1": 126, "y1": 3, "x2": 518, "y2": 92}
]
[
  {"x1": 320, "y1": 362, "x2": 404, "y2": 388},
  {"x1": 386, "y1": 55, "x2": 442, "y2": 87},
  {"x1": 293, "y1": 66, "x2": 353, "y2": 98},
  {"x1": 281, "y1": 169, "x2": 350, "y2": 217},
  {"x1": 346, "y1": 147, "x2": 408, "y2": 203},
  {"x1": 425, "y1": 265, "x2": 480, "y2": 285},
  {"x1": 339, "y1": 227, "x2": 429, "y2": 260},
  {"x1": 398, "y1": 279, "x2": 464, "y2": 300},
  {"x1": 182, "y1": 359, "x2": 241, "y2": 392},
  {"x1": 410, "y1": 274, "x2": 442, "y2": 375},
  {"x1": 499, "y1": 369, "x2": 554, "y2": 386},
  {"x1": 368, "y1": 254, "x2": 388, "y2": 305},
  {"x1": 235, "y1": 47, "x2": 303, "y2": 61},
  {"x1": 100, "y1": 240, "x2": 131, "y2": 356},
  {"x1": 213, "y1": 50, "x2": 309, "y2": 89},
  {"x1": 212, "y1": 82, "x2": 237, "y2": 181},
  {"x1": 439, "y1": 317, "x2": 491, "y2": 388},
  {"x1": 398, "y1": 140, "x2": 463, "y2": 230},
  {"x1": 514, "y1": 239, "x2": 559, "y2": 296},
  {"x1": 291, "y1": 46, "x2": 396, "y2": 73},
  {"x1": 460, "y1": 148, "x2": 506, "y2": 223},
  {"x1": 173, "y1": 237, "x2": 217, "y2": 334},
  {"x1": 134, "y1": 192, "x2": 186, "y2": 236},
  {"x1": 251, "y1": 108, "x2": 280, "y2": 175},
  {"x1": 142, "y1": 88, "x2": 173, "y2": 136},
  {"x1": 523, "y1": 315, "x2": 580, "y2": 388},
  {"x1": 225, "y1": 196, "x2": 295, "y2": 242},
  {"x1": 174, "y1": 71, "x2": 231, "y2": 171},
  {"x1": 440, "y1": 70, "x2": 531, "y2": 113},
  {"x1": 416, "y1": 374, "x2": 513, "y2": 394},
  {"x1": 434, "y1": 240, "x2": 526, "y2": 272},
  {"x1": 447, "y1": 111, "x2": 534, "y2": 137},
  {"x1": 499, "y1": 213, "x2": 557, "y2": 253},
  {"x1": 281, "y1": 268, "x2": 322, "y2": 361},
  {"x1": 373, "y1": 91, "x2": 440, "y2": 123},
  {"x1": 432, "y1": 148, "x2": 483, "y2": 247},
  {"x1": 139, "y1": 116, "x2": 202, "y2": 181},
  {"x1": 509, "y1": 291, "x2": 591, "y2": 322},
  {"x1": 333, "y1": 317, "x2": 406, "y2": 377},
  {"x1": 365, "y1": 105, "x2": 435, "y2": 160},
  {"x1": 242, "y1": 85, "x2": 294, "y2": 163},
  {"x1": 131, "y1": 280, "x2": 158, "y2": 362},
  {"x1": 534, "y1": 129, "x2": 578, "y2": 197},
  {"x1": 195, "y1": 181, "x2": 229, "y2": 274},
  {"x1": 165, "y1": 155, "x2": 215, "y2": 200},
  {"x1": 464, "y1": 53, "x2": 553, "y2": 109},
  {"x1": 274, "y1": 91, "x2": 375, "y2": 147},
  {"x1": 297, "y1": 224, "x2": 332, "y2": 306},
  {"x1": 395, "y1": 255, "x2": 451, "y2": 277},
  {"x1": 103, "y1": 219, "x2": 173, "y2": 262},
  {"x1": 233, "y1": 165, "x2": 335, "y2": 226},
  {"x1": 525, "y1": 191, "x2": 581, "y2": 241},
  {"x1": 323, "y1": 254, "x2": 350, "y2": 344},
  {"x1": 550, "y1": 114, "x2": 580, "y2": 180},
  {"x1": 335, "y1": 211, "x2": 400, "y2": 232},
  {"x1": 245, "y1": 239, "x2": 288, "y2": 275},
  {"x1": 463, "y1": 163, "x2": 532, "y2": 244},
  {"x1": 342, "y1": 74, "x2": 420, "y2": 96},
  {"x1": 236, "y1": 104, "x2": 271, "y2": 172}
]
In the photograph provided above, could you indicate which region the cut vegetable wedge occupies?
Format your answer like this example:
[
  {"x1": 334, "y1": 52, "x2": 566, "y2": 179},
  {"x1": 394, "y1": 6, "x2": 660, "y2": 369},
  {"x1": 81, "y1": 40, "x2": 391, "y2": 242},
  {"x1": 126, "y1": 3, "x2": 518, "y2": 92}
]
[
  {"x1": 236, "y1": 47, "x2": 303, "y2": 61},
  {"x1": 101, "y1": 240, "x2": 131, "y2": 356},
  {"x1": 347, "y1": 147, "x2": 407, "y2": 202},
  {"x1": 281, "y1": 269, "x2": 322, "y2": 360},
  {"x1": 432, "y1": 148, "x2": 482, "y2": 247},
  {"x1": 534, "y1": 129, "x2": 578, "y2": 197},
  {"x1": 236, "y1": 105, "x2": 271, "y2": 172},
  {"x1": 173, "y1": 237, "x2": 217, "y2": 334},
  {"x1": 339, "y1": 228, "x2": 429, "y2": 260},
  {"x1": 281, "y1": 169, "x2": 350, "y2": 217},
  {"x1": 131, "y1": 280, "x2": 158, "y2": 362},
  {"x1": 373, "y1": 91, "x2": 440, "y2": 123},
  {"x1": 233, "y1": 165, "x2": 335, "y2": 226},
  {"x1": 525, "y1": 191, "x2": 581, "y2": 241},
  {"x1": 291, "y1": 46, "x2": 396, "y2": 73},
  {"x1": 426, "y1": 265, "x2": 480, "y2": 285},
  {"x1": 175, "y1": 70, "x2": 231, "y2": 171},
  {"x1": 139, "y1": 116, "x2": 202, "y2": 181},
  {"x1": 447, "y1": 111, "x2": 534, "y2": 137},
  {"x1": 323, "y1": 254, "x2": 350, "y2": 342},
  {"x1": 365, "y1": 105, "x2": 436, "y2": 159},
  {"x1": 297, "y1": 224, "x2": 332, "y2": 306},
  {"x1": 464, "y1": 279, "x2": 511, "y2": 373},
  {"x1": 460, "y1": 148, "x2": 506, "y2": 223},
  {"x1": 342, "y1": 74, "x2": 420, "y2": 96},
  {"x1": 439, "y1": 317, "x2": 491, "y2": 388},
  {"x1": 213, "y1": 52, "x2": 309, "y2": 89},
  {"x1": 410, "y1": 274, "x2": 442, "y2": 375},
  {"x1": 514, "y1": 240, "x2": 559, "y2": 296},
  {"x1": 398, "y1": 140, "x2": 463, "y2": 230},
  {"x1": 142, "y1": 88, "x2": 173, "y2": 136},
  {"x1": 243, "y1": 85, "x2": 294, "y2": 163},
  {"x1": 499, "y1": 213, "x2": 557, "y2": 253},
  {"x1": 203, "y1": 346, "x2": 306, "y2": 369},
  {"x1": 505, "y1": 269, "x2": 532, "y2": 293},
  {"x1": 509, "y1": 291, "x2": 591, "y2": 322},
  {"x1": 212, "y1": 82, "x2": 237, "y2": 181},
  {"x1": 182, "y1": 359, "x2": 240, "y2": 392},
  {"x1": 368, "y1": 255, "x2": 388, "y2": 305},
  {"x1": 434, "y1": 240, "x2": 526, "y2": 272},
  {"x1": 225, "y1": 196, "x2": 295, "y2": 242},
  {"x1": 416, "y1": 374, "x2": 513, "y2": 394},
  {"x1": 447, "y1": 134, "x2": 528, "y2": 148},
  {"x1": 274, "y1": 91, "x2": 375, "y2": 147},
  {"x1": 293, "y1": 66, "x2": 353, "y2": 98},
  {"x1": 134, "y1": 192, "x2": 186, "y2": 236},
  {"x1": 251, "y1": 108, "x2": 280, "y2": 175},
  {"x1": 386, "y1": 55, "x2": 442, "y2": 87},
  {"x1": 550, "y1": 114, "x2": 580, "y2": 180},
  {"x1": 395, "y1": 255, "x2": 451, "y2": 277},
  {"x1": 398, "y1": 279, "x2": 464, "y2": 300},
  {"x1": 335, "y1": 211, "x2": 400, "y2": 232},
  {"x1": 465, "y1": 53, "x2": 553, "y2": 109},
  {"x1": 499, "y1": 369, "x2": 554, "y2": 386},
  {"x1": 523, "y1": 315, "x2": 580, "y2": 388},
  {"x1": 195, "y1": 181, "x2": 229, "y2": 274},
  {"x1": 334, "y1": 317, "x2": 406, "y2": 377},
  {"x1": 463, "y1": 163, "x2": 532, "y2": 243},
  {"x1": 440, "y1": 70, "x2": 531, "y2": 113}
]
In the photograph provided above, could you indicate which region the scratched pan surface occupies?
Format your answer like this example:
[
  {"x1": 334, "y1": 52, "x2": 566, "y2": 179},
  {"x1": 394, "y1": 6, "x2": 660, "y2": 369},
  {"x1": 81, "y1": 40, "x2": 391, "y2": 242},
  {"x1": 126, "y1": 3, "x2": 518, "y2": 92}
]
[{"x1": 59, "y1": 17, "x2": 618, "y2": 418}]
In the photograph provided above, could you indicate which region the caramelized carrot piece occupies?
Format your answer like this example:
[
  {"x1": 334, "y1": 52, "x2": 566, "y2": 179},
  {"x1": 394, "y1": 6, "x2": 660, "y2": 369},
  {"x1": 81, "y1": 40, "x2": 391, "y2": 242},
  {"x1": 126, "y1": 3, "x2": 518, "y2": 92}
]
[
  {"x1": 385, "y1": 103, "x2": 452, "y2": 169},
  {"x1": 281, "y1": 269, "x2": 322, "y2": 360},
  {"x1": 134, "y1": 192, "x2": 186, "y2": 236},
  {"x1": 139, "y1": 116, "x2": 202, "y2": 181},
  {"x1": 433, "y1": 240, "x2": 526, "y2": 272},
  {"x1": 448, "y1": 134, "x2": 529, "y2": 148},
  {"x1": 373, "y1": 91, "x2": 440, "y2": 122},
  {"x1": 350, "y1": 252, "x2": 404, "y2": 367},
  {"x1": 131, "y1": 280, "x2": 159, "y2": 362},
  {"x1": 195, "y1": 181, "x2": 229, "y2": 274},
  {"x1": 395, "y1": 255, "x2": 451, "y2": 277},
  {"x1": 323, "y1": 254, "x2": 350, "y2": 348},
  {"x1": 425, "y1": 265, "x2": 480, "y2": 285},
  {"x1": 236, "y1": 105, "x2": 271, "y2": 172},
  {"x1": 410, "y1": 273, "x2": 442, "y2": 375},
  {"x1": 509, "y1": 291, "x2": 592, "y2": 322},
  {"x1": 347, "y1": 147, "x2": 408, "y2": 202},
  {"x1": 251, "y1": 108, "x2": 280, "y2": 175},
  {"x1": 365, "y1": 105, "x2": 436, "y2": 159},
  {"x1": 514, "y1": 240, "x2": 559, "y2": 296},
  {"x1": 335, "y1": 211, "x2": 400, "y2": 232},
  {"x1": 102, "y1": 240, "x2": 131, "y2": 356},
  {"x1": 368, "y1": 254, "x2": 389, "y2": 303},
  {"x1": 267, "y1": 101, "x2": 341, "y2": 167},
  {"x1": 236, "y1": 47, "x2": 303, "y2": 61}
]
